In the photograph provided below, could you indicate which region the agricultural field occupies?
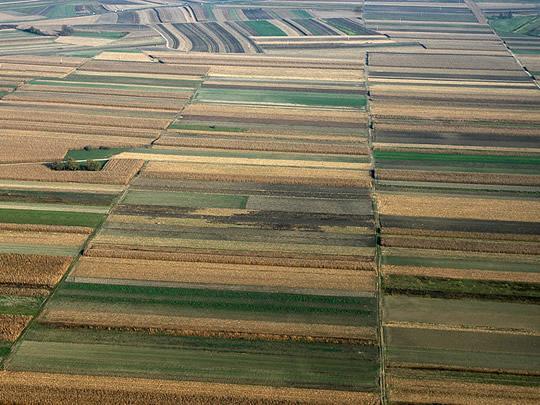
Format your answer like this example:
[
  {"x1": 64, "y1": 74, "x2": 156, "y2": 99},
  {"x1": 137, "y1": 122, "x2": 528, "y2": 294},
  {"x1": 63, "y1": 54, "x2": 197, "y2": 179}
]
[{"x1": 0, "y1": 0, "x2": 539, "y2": 404}]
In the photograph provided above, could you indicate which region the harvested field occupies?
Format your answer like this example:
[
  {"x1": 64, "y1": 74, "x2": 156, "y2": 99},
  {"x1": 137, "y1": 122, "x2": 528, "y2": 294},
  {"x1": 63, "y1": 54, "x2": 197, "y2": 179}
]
[
  {"x1": 0, "y1": 159, "x2": 144, "y2": 185},
  {"x1": 0, "y1": 314, "x2": 31, "y2": 341},
  {"x1": 70, "y1": 257, "x2": 375, "y2": 294},
  {"x1": 0, "y1": 371, "x2": 379, "y2": 404},
  {"x1": 0, "y1": 254, "x2": 72, "y2": 288},
  {"x1": 387, "y1": 374, "x2": 540, "y2": 405},
  {"x1": 377, "y1": 193, "x2": 540, "y2": 222},
  {"x1": 142, "y1": 161, "x2": 371, "y2": 188}
]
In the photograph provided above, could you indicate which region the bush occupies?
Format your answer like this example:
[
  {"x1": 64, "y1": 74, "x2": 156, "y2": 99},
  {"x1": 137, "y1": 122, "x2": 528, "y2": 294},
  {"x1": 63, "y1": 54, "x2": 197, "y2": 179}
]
[
  {"x1": 58, "y1": 25, "x2": 74, "y2": 36},
  {"x1": 85, "y1": 160, "x2": 101, "y2": 171},
  {"x1": 64, "y1": 158, "x2": 78, "y2": 171}
]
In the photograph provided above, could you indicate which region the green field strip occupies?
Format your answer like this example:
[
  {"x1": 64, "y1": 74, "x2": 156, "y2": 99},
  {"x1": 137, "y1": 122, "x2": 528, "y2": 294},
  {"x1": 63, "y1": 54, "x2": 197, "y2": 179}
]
[
  {"x1": 383, "y1": 296, "x2": 540, "y2": 333},
  {"x1": 383, "y1": 275, "x2": 540, "y2": 302},
  {"x1": 0, "y1": 189, "x2": 116, "y2": 206},
  {"x1": 389, "y1": 367, "x2": 540, "y2": 388},
  {"x1": 383, "y1": 255, "x2": 540, "y2": 273},
  {"x1": 50, "y1": 282, "x2": 377, "y2": 326},
  {"x1": 72, "y1": 31, "x2": 127, "y2": 39},
  {"x1": 11, "y1": 328, "x2": 379, "y2": 391},
  {"x1": 244, "y1": 20, "x2": 287, "y2": 36},
  {"x1": 195, "y1": 87, "x2": 367, "y2": 109},
  {"x1": 0, "y1": 296, "x2": 45, "y2": 316},
  {"x1": 64, "y1": 147, "x2": 134, "y2": 161},
  {"x1": 0, "y1": 208, "x2": 104, "y2": 227},
  {"x1": 0, "y1": 244, "x2": 81, "y2": 256},
  {"x1": 385, "y1": 327, "x2": 540, "y2": 372},
  {"x1": 374, "y1": 151, "x2": 540, "y2": 165},
  {"x1": 137, "y1": 147, "x2": 368, "y2": 163},
  {"x1": 122, "y1": 191, "x2": 248, "y2": 209}
]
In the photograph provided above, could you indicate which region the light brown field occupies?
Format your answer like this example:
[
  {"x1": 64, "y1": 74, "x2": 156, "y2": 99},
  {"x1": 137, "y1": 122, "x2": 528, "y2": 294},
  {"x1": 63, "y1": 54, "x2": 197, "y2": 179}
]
[
  {"x1": 71, "y1": 256, "x2": 375, "y2": 293},
  {"x1": 0, "y1": 254, "x2": 71, "y2": 288},
  {"x1": 383, "y1": 264, "x2": 540, "y2": 284},
  {"x1": 0, "y1": 159, "x2": 144, "y2": 185},
  {"x1": 94, "y1": 51, "x2": 155, "y2": 62},
  {"x1": 40, "y1": 310, "x2": 376, "y2": 344},
  {"x1": 117, "y1": 152, "x2": 368, "y2": 170},
  {"x1": 377, "y1": 193, "x2": 540, "y2": 222},
  {"x1": 0, "y1": 371, "x2": 378, "y2": 404},
  {"x1": 0, "y1": 314, "x2": 32, "y2": 342},
  {"x1": 387, "y1": 375, "x2": 540, "y2": 405},
  {"x1": 371, "y1": 103, "x2": 540, "y2": 123},
  {"x1": 182, "y1": 103, "x2": 365, "y2": 125},
  {"x1": 142, "y1": 161, "x2": 371, "y2": 187},
  {"x1": 381, "y1": 235, "x2": 540, "y2": 255},
  {"x1": 0, "y1": 229, "x2": 88, "y2": 246},
  {"x1": 86, "y1": 247, "x2": 374, "y2": 271},
  {"x1": 155, "y1": 136, "x2": 367, "y2": 155}
]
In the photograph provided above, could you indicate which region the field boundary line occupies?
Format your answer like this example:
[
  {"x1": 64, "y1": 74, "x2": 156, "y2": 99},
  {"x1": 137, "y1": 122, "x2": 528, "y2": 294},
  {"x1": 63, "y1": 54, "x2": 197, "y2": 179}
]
[
  {"x1": 364, "y1": 51, "x2": 388, "y2": 405},
  {"x1": 1, "y1": 162, "x2": 147, "y2": 369}
]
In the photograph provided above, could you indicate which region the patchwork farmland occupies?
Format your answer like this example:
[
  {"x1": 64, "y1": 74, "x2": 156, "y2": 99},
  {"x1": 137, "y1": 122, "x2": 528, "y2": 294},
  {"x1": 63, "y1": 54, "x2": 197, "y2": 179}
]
[{"x1": 0, "y1": 0, "x2": 538, "y2": 404}]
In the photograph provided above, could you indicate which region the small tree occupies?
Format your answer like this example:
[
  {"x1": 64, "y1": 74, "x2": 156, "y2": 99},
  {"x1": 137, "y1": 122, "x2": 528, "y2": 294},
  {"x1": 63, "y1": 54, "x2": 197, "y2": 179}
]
[
  {"x1": 58, "y1": 25, "x2": 74, "y2": 36},
  {"x1": 64, "y1": 157, "x2": 78, "y2": 171},
  {"x1": 85, "y1": 160, "x2": 101, "y2": 171}
]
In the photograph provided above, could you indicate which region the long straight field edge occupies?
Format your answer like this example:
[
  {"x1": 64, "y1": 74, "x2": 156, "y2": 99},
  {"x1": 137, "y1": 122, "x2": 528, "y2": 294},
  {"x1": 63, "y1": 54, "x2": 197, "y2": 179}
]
[{"x1": 0, "y1": 0, "x2": 539, "y2": 404}]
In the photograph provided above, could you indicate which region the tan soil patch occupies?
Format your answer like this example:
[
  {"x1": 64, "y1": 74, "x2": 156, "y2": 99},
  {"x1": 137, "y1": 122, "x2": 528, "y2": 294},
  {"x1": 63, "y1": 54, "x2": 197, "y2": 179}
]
[
  {"x1": 0, "y1": 314, "x2": 31, "y2": 341},
  {"x1": 72, "y1": 256, "x2": 375, "y2": 293},
  {"x1": 0, "y1": 371, "x2": 378, "y2": 404},
  {"x1": 377, "y1": 193, "x2": 540, "y2": 222}
]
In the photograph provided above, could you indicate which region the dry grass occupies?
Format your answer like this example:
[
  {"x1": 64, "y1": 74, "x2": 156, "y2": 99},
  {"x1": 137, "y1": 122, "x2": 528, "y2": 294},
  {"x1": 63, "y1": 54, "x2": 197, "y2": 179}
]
[
  {"x1": 72, "y1": 256, "x2": 375, "y2": 293},
  {"x1": 372, "y1": 103, "x2": 540, "y2": 123},
  {"x1": 377, "y1": 193, "x2": 540, "y2": 222},
  {"x1": 0, "y1": 223, "x2": 92, "y2": 234},
  {"x1": 0, "y1": 107, "x2": 172, "y2": 129},
  {"x1": 381, "y1": 235, "x2": 540, "y2": 255},
  {"x1": 0, "y1": 229, "x2": 88, "y2": 246},
  {"x1": 0, "y1": 133, "x2": 147, "y2": 164},
  {"x1": 41, "y1": 310, "x2": 376, "y2": 344},
  {"x1": 383, "y1": 264, "x2": 540, "y2": 284},
  {"x1": 155, "y1": 137, "x2": 367, "y2": 155},
  {"x1": 0, "y1": 254, "x2": 72, "y2": 288},
  {"x1": 142, "y1": 161, "x2": 371, "y2": 187},
  {"x1": 0, "y1": 159, "x2": 144, "y2": 185},
  {"x1": 0, "y1": 314, "x2": 32, "y2": 341},
  {"x1": 0, "y1": 287, "x2": 49, "y2": 297},
  {"x1": 182, "y1": 103, "x2": 365, "y2": 125},
  {"x1": 376, "y1": 169, "x2": 540, "y2": 186},
  {"x1": 117, "y1": 152, "x2": 368, "y2": 170},
  {"x1": 208, "y1": 66, "x2": 363, "y2": 81},
  {"x1": 387, "y1": 375, "x2": 540, "y2": 404},
  {"x1": 86, "y1": 247, "x2": 375, "y2": 271},
  {"x1": 0, "y1": 371, "x2": 378, "y2": 404}
]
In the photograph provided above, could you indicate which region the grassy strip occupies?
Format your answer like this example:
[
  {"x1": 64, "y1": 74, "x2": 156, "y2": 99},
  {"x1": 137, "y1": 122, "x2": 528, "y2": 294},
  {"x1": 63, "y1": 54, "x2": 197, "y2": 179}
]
[
  {"x1": 196, "y1": 88, "x2": 366, "y2": 109},
  {"x1": 122, "y1": 191, "x2": 249, "y2": 209},
  {"x1": 0, "y1": 209, "x2": 103, "y2": 228},
  {"x1": 0, "y1": 296, "x2": 44, "y2": 316},
  {"x1": 243, "y1": 20, "x2": 287, "y2": 36},
  {"x1": 13, "y1": 326, "x2": 379, "y2": 390},
  {"x1": 72, "y1": 31, "x2": 126, "y2": 39},
  {"x1": 383, "y1": 275, "x2": 539, "y2": 302},
  {"x1": 63, "y1": 74, "x2": 202, "y2": 88},
  {"x1": 374, "y1": 151, "x2": 540, "y2": 165},
  {"x1": 64, "y1": 147, "x2": 132, "y2": 161},
  {"x1": 0, "y1": 189, "x2": 116, "y2": 206},
  {"x1": 54, "y1": 282, "x2": 377, "y2": 321},
  {"x1": 384, "y1": 255, "x2": 540, "y2": 273}
]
